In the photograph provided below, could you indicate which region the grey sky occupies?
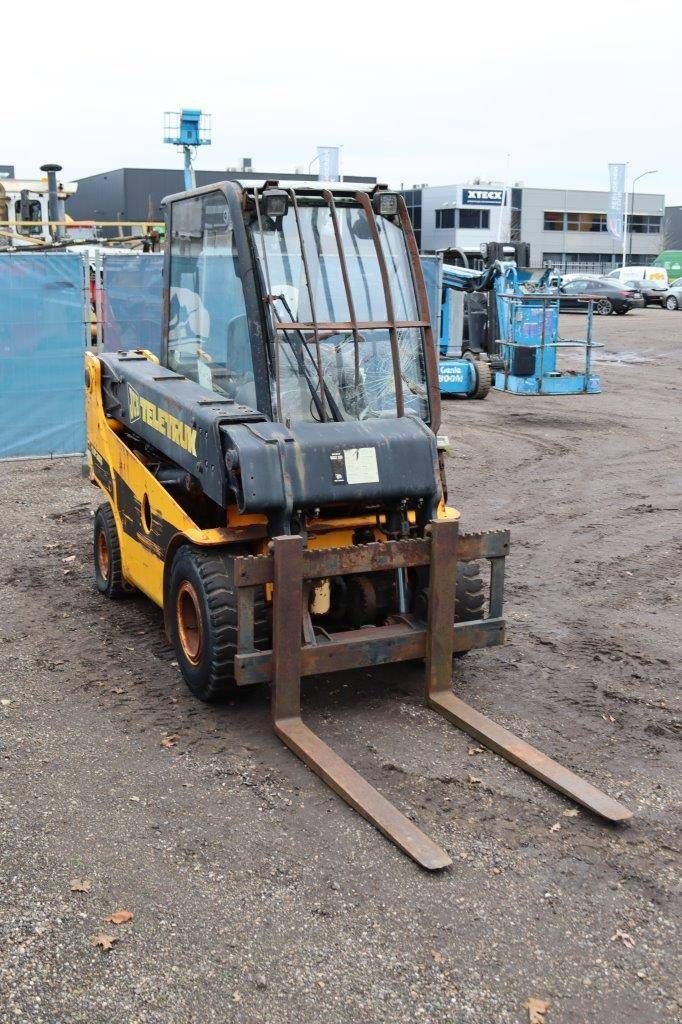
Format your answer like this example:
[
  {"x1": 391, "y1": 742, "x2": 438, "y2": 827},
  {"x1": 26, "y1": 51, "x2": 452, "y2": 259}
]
[{"x1": 6, "y1": 0, "x2": 678, "y2": 202}]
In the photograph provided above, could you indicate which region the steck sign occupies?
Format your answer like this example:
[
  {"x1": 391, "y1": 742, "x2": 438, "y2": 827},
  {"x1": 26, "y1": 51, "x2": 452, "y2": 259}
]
[{"x1": 462, "y1": 188, "x2": 504, "y2": 207}]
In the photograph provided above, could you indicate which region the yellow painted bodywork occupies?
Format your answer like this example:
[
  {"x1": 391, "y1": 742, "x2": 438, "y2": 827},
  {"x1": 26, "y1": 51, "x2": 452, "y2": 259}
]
[{"x1": 85, "y1": 350, "x2": 459, "y2": 612}]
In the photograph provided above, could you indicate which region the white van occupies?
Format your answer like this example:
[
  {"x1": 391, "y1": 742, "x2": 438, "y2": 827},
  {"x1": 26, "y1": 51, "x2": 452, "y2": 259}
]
[{"x1": 606, "y1": 265, "x2": 669, "y2": 287}]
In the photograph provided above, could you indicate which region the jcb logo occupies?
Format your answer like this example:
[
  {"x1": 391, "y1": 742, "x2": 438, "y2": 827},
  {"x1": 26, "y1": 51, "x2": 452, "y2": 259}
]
[{"x1": 128, "y1": 385, "x2": 141, "y2": 421}]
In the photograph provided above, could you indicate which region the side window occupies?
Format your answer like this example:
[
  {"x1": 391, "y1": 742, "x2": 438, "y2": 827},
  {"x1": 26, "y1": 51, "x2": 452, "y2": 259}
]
[{"x1": 168, "y1": 191, "x2": 256, "y2": 408}]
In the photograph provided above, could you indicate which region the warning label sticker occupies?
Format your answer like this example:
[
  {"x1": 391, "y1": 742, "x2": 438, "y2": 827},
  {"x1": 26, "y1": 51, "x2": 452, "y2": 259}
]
[{"x1": 343, "y1": 447, "x2": 379, "y2": 485}]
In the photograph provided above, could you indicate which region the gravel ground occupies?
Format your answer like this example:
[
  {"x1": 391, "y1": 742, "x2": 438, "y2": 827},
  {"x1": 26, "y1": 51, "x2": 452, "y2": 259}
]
[{"x1": 0, "y1": 307, "x2": 680, "y2": 1023}]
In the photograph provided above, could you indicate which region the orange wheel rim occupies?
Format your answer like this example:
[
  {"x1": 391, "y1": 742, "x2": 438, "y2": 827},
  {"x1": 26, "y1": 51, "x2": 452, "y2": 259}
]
[
  {"x1": 97, "y1": 531, "x2": 110, "y2": 579},
  {"x1": 176, "y1": 581, "x2": 204, "y2": 665}
]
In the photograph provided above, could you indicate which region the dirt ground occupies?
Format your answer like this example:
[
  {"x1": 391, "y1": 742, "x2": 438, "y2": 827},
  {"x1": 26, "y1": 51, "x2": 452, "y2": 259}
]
[{"x1": 1, "y1": 307, "x2": 680, "y2": 1024}]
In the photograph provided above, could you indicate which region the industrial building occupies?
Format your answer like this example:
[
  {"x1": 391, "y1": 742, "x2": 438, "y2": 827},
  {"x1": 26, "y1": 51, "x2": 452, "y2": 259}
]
[
  {"x1": 663, "y1": 205, "x2": 682, "y2": 249},
  {"x1": 68, "y1": 162, "x2": 377, "y2": 229},
  {"x1": 404, "y1": 182, "x2": 665, "y2": 272}
]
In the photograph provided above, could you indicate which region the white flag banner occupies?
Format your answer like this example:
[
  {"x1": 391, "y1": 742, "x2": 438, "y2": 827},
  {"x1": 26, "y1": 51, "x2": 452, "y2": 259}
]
[
  {"x1": 317, "y1": 146, "x2": 341, "y2": 182},
  {"x1": 607, "y1": 163, "x2": 626, "y2": 241}
]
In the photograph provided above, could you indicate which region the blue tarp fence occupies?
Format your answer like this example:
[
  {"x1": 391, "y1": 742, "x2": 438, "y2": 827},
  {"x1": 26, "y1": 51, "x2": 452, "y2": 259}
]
[
  {"x1": 102, "y1": 253, "x2": 163, "y2": 357},
  {"x1": 0, "y1": 252, "x2": 88, "y2": 458}
]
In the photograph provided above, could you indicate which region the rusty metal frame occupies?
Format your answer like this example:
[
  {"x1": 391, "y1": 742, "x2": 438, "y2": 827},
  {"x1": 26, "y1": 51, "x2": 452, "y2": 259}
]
[
  {"x1": 270, "y1": 533, "x2": 452, "y2": 871},
  {"x1": 395, "y1": 193, "x2": 442, "y2": 432},
  {"x1": 233, "y1": 523, "x2": 631, "y2": 869},
  {"x1": 252, "y1": 184, "x2": 438, "y2": 426}
]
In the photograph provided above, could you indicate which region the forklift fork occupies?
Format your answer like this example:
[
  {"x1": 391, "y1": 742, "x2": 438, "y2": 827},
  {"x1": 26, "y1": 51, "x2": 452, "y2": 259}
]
[{"x1": 234, "y1": 523, "x2": 631, "y2": 871}]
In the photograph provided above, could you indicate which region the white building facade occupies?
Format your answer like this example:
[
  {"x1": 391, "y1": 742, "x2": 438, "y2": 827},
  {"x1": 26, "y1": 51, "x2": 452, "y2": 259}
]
[{"x1": 403, "y1": 182, "x2": 665, "y2": 272}]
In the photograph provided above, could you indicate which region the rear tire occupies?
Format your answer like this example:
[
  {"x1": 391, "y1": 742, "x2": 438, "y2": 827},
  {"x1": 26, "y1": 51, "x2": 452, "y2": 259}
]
[
  {"x1": 168, "y1": 545, "x2": 268, "y2": 702},
  {"x1": 596, "y1": 298, "x2": 613, "y2": 315},
  {"x1": 93, "y1": 503, "x2": 128, "y2": 599}
]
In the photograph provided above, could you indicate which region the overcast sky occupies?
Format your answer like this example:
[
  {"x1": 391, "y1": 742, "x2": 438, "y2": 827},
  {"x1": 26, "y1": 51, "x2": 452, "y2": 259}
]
[{"x1": 5, "y1": 0, "x2": 679, "y2": 202}]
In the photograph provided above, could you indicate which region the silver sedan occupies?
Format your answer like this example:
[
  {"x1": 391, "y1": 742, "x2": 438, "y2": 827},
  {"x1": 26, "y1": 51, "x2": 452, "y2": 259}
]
[{"x1": 664, "y1": 279, "x2": 682, "y2": 310}]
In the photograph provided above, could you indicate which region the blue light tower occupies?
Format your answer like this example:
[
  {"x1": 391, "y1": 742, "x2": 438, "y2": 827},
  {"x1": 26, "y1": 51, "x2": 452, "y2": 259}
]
[{"x1": 164, "y1": 109, "x2": 211, "y2": 191}]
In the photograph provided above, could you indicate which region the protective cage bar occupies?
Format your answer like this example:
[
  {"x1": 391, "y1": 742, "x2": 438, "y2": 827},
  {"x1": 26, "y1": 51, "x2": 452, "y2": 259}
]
[
  {"x1": 232, "y1": 521, "x2": 631, "y2": 869},
  {"x1": 252, "y1": 185, "x2": 435, "y2": 425}
]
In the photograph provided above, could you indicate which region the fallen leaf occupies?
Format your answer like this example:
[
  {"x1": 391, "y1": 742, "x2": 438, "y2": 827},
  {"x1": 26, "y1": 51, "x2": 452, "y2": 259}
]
[
  {"x1": 61, "y1": 555, "x2": 76, "y2": 563},
  {"x1": 130, "y1": 795, "x2": 141, "y2": 803},
  {"x1": 467, "y1": 746, "x2": 484, "y2": 756},
  {"x1": 492, "y1": 866, "x2": 502, "y2": 875},
  {"x1": 232, "y1": 990, "x2": 242, "y2": 1003},
  {"x1": 431, "y1": 949, "x2": 444, "y2": 963},
  {"x1": 611, "y1": 929, "x2": 635, "y2": 949},
  {"x1": 524, "y1": 997, "x2": 550, "y2": 1023},
  {"x1": 562, "y1": 808, "x2": 579, "y2": 817},
  {"x1": 550, "y1": 822, "x2": 561, "y2": 832},
  {"x1": 91, "y1": 933, "x2": 118, "y2": 951},
  {"x1": 466, "y1": 774, "x2": 481, "y2": 785},
  {"x1": 0, "y1": 699, "x2": 11, "y2": 707},
  {"x1": 70, "y1": 878, "x2": 91, "y2": 893},
  {"x1": 161, "y1": 734, "x2": 180, "y2": 748},
  {"x1": 105, "y1": 909, "x2": 133, "y2": 925}
]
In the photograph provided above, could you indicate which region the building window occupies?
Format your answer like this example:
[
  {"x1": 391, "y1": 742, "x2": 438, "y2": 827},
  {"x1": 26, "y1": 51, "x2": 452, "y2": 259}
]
[
  {"x1": 435, "y1": 208, "x2": 455, "y2": 230},
  {"x1": 543, "y1": 211, "x2": 564, "y2": 231},
  {"x1": 458, "y1": 209, "x2": 490, "y2": 230},
  {"x1": 566, "y1": 213, "x2": 607, "y2": 232},
  {"x1": 629, "y1": 215, "x2": 661, "y2": 234}
]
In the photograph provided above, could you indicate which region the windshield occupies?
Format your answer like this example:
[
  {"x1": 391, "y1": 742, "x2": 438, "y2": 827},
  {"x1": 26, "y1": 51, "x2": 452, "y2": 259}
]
[{"x1": 248, "y1": 195, "x2": 430, "y2": 425}]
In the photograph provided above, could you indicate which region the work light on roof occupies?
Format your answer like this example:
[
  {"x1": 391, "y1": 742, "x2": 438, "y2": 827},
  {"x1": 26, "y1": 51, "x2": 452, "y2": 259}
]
[
  {"x1": 373, "y1": 192, "x2": 399, "y2": 217},
  {"x1": 261, "y1": 188, "x2": 289, "y2": 219}
]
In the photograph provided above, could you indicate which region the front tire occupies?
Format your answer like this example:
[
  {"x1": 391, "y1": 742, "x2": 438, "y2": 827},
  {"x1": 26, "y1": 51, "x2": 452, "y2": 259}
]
[
  {"x1": 666, "y1": 296, "x2": 678, "y2": 310},
  {"x1": 168, "y1": 545, "x2": 268, "y2": 702},
  {"x1": 93, "y1": 503, "x2": 129, "y2": 599}
]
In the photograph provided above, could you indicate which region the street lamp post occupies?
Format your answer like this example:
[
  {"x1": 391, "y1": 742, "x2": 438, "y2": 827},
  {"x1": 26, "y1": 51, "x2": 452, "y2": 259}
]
[{"x1": 622, "y1": 169, "x2": 658, "y2": 268}]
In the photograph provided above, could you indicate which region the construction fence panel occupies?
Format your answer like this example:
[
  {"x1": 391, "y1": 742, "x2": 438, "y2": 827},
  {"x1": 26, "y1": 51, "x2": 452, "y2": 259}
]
[
  {"x1": 102, "y1": 253, "x2": 163, "y2": 357},
  {"x1": 0, "y1": 252, "x2": 89, "y2": 459}
]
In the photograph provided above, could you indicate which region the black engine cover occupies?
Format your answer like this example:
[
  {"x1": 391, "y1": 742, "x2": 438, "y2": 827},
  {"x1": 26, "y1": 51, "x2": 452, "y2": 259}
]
[{"x1": 222, "y1": 418, "x2": 440, "y2": 516}]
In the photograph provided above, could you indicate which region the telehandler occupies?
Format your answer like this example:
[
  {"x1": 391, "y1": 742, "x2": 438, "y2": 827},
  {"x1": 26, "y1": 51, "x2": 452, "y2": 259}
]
[{"x1": 85, "y1": 181, "x2": 631, "y2": 869}]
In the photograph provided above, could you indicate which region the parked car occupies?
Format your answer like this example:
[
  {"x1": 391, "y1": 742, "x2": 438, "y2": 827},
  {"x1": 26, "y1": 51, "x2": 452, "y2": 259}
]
[
  {"x1": 558, "y1": 278, "x2": 636, "y2": 315},
  {"x1": 664, "y1": 279, "x2": 682, "y2": 310},
  {"x1": 621, "y1": 278, "x2": 667, "y2": 307},
  {"x1": 606, "y1": 265, "x2": 669, "y2": 287}
]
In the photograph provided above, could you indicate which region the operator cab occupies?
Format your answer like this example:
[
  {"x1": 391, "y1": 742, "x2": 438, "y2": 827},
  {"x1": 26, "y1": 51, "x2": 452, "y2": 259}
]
[{"x1": 162, "y1": 180, "x2": 438, "y2": 430}]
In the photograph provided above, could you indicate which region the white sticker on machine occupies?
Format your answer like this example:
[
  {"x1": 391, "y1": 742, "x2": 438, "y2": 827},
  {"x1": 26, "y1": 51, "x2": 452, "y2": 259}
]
[{"x1": 343, "y1": 447, "x2": 379, "y2": 485}]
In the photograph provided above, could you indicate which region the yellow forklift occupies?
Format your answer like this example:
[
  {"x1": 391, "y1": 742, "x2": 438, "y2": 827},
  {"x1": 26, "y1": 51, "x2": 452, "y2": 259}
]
[{"x1": 85, "y1": 181, "x2": 631, "y2": 869}]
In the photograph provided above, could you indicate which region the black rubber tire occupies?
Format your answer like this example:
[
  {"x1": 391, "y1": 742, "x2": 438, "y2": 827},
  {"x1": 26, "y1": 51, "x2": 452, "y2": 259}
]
[
  {"x1": 463, "y1": 352, "x2": 492, "y2": 400},
  {"x1": 168, "y1": 544, "x2": 269, "y2": 703},
  {"x1": 93, "y1": 502, "x2": 128, "y2": 599},
  {"x1": 596, "y1": 297, "x2": 613, "y2": 315},
  {"x1": 666, "y1": 296, "x2": 678, "y2": 311},
  {"x1": 454, "y1": 561, "x2": 486, "y2": 623}
]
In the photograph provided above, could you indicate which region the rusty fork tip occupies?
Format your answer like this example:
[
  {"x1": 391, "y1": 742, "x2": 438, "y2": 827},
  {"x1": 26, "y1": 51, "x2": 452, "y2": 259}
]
[{"x1": 419, "y1": 851, "x2": 453, "y2": 872}]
